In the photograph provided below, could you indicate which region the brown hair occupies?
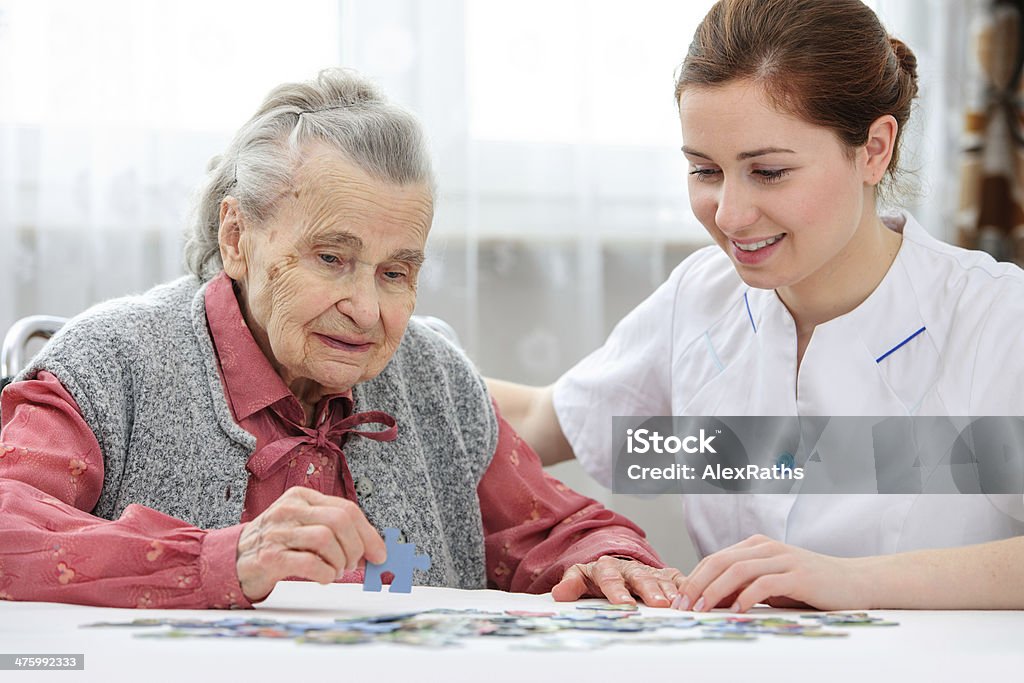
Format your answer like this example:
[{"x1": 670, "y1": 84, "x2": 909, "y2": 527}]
[{"x1": 675, "y1": 0, "x2": 918, "y2": 188}]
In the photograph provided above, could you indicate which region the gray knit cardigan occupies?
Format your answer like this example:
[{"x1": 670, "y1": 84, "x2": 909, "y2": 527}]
[{"x1": 16, "y1": 276, "x2": 498, "y2": 589}]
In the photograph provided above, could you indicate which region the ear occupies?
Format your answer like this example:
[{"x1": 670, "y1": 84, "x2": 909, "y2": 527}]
[
  {"x1": 218, "y1": 196, "x2": 248, "y2": 280},
  {"x1": 861, "y1": 114, "x2": 898, "y2": 186}
]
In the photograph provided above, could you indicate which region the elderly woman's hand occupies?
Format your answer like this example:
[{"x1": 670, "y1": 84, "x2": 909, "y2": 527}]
[
  {"x1": 235, "y1": 486, "x2": 387, "y2": 602},
  {"x1": 672, "y1": 534, "x2": 873, "y2": 613},
  {"x1": 551, "y1": 556, "x2": 686, "y2": 608}
]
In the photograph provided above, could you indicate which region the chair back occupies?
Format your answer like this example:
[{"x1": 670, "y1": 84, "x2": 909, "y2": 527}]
[{"x1": 1, "y1": 315, "x2": 68, "y2": 390}]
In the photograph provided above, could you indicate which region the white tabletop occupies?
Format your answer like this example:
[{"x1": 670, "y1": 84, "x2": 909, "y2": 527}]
[{"x1": 1, "y1": 582, "x2": 1021, "y2": 682}]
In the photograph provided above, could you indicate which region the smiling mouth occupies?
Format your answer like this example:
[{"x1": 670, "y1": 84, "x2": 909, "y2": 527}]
[{"x1": 733, "y1": 234, "x2": 785, "y2": 252}]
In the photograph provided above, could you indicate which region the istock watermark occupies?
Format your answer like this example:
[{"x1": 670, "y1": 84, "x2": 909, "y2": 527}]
[{"x1": 612, "y1": 416, "x2": 1024, "y2": 497}]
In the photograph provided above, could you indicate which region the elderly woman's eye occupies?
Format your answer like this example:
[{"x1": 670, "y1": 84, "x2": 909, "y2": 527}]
[
  {"x1": 384, "y1": 271, "x2": 406, "y2": 281},
  {"x1": 319, "y1": 254, "x2": 340, "y2": 265}
]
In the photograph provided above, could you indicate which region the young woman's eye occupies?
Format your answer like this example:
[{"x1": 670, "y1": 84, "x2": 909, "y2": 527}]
[
  {"x1": 688, "y1": 168, "x2": 721, "y2": 183},
  {"x1": 754, "y1": 169, "x2": 790, "y2": 184}
]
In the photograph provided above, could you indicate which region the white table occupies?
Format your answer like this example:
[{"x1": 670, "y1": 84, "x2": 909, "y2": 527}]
[{"x1": 1, "y1": 582, "x2": 1021, "y2": 682}]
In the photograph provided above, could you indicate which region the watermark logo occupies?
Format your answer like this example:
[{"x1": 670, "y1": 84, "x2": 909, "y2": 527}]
[
  {"x1": 626, "y1": 428, "x2": 717, "y2": 454},
  {"x1": 612, "y1": 416, "x2": 1024, "y2": 501}
]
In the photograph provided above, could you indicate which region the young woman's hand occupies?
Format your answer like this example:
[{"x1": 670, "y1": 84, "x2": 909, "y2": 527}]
[{"x1": 673, "y1": 534, "x2": 874, "y2": 612}]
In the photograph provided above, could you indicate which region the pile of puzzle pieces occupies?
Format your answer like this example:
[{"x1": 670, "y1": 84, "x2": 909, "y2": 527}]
[{"x1": 83, "y1": 608, "x2": 898, "y2": 651}]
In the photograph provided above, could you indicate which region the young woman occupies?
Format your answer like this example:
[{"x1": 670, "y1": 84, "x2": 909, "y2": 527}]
[{"x1": 488, "y1": 0, "x2": 1024, "y2": 611}]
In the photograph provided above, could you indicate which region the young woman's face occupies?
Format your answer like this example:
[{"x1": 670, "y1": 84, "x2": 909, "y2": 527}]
[{"x1": 678, "y1": 80, "x2": 874, "y2": 293}]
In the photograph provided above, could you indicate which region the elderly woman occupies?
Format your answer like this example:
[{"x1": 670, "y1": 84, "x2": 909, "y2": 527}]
[{"x1": 0, "y1": 70, "x2": 680, "y2": 609}]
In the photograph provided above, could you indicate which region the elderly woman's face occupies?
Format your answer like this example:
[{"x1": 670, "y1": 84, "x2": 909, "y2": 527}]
[{"x1": 220, "y1": 147, "x2": 432, "y2": 405}]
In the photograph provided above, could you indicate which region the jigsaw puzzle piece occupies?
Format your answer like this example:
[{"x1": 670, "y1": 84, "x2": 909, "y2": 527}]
[{"x1": 363, "y1": 527, "x2": 431, "y2": 593}]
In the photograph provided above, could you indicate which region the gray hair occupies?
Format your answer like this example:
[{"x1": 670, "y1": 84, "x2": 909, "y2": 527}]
[{"x1": 184, "y1": 68, "x2": 435, "y2": 280}]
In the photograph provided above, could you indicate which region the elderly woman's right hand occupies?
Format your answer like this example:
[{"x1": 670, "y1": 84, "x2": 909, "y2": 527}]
[{"x1": 235, "y1": 486, "x2": 387, "y2": 602}]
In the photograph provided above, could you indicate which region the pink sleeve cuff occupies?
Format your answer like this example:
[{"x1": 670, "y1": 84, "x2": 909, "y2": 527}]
[
  {"x1": 565, "y1": 527, "x2": 666, "y2": 569},
  {"x1": 199, "y1": 524, "x2": 252, "y2": 609},
  {"x1": 522, "y1": 526, "x2": 667, "y2": 594}
]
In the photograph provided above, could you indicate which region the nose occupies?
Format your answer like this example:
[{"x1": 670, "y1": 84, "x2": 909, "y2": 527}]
[
  {"x1": 714, "y1": 179, "x2": 759, "y2": 235},
  {"x1": 336, "y1": 270, "x2": 381, "y2": 330}
]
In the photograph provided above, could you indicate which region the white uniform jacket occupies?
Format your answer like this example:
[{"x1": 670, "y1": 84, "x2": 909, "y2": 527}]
[{"x1": 554, "y1": 213, "x2": 1024, "y2": 558}]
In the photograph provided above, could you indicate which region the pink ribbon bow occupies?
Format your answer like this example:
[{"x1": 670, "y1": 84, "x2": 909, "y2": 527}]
[{"x1": 247, "y1": 409, "x2": 398, "y2": 487}]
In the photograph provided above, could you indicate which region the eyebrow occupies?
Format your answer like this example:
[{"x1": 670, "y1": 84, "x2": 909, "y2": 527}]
[
  {"x1": 681, "y1": 146, "x2": 796, "y2": 160},
  {"x1": 314, "y1": 231, "x2": 364, "y2": 250},
  {"x1": 390, "y1": 248, "x2": 426, "y2": 267},
  {"x1": 312, "y1": 231, "x2": 425, "y2": 267}
]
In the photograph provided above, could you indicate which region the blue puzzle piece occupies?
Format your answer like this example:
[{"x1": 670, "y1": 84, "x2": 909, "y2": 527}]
[{"x1": 363, "y1": 528, "x2": 431, "y2": 593}]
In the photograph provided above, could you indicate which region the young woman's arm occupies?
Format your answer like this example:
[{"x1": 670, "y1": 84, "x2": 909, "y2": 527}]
[{"x1": 484, "y1": 380, "x2": 574, "y2": 466}]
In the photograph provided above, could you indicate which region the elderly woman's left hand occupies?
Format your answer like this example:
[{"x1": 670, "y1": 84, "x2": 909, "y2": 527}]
[
  {"x1": 551, "y1": 556, "x2": 686, "y2": 608},
  {"x1": 673, "y1": 534, "x2": 874, "y2": 613}
]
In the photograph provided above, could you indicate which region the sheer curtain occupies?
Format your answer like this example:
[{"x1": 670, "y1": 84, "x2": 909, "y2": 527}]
[
  {"x1": 874, "y1": 0, "x2": 976, "y2": 243},
  {"x1": 358, "y1": 0, "x2": 715, "y2": 383},
  {"x1": 0, "y1": 0, "x2": 712, "y2": 376},
  {"x1": 0, "y1": 0, "x2": 345, "y2": 333},
  {"x1": 0, "y1": 0, "x2": 970, "y2": 569}
]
